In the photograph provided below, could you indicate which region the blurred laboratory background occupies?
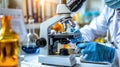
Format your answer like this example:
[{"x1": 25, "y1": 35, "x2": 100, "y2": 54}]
[
  {"x1": 0, "y1": 0, "x2": 112, "y2": 67},
  {"x1": 0, "y1": 0, "x2": 105, "y2": 35}
]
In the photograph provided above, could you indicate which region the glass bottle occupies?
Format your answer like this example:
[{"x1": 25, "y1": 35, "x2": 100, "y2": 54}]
[
  {"x1": 22, "y1": 17, "x2": 39, "y2": 54},
  {"x1": 0, "y1": 15, "x2": 20, "y2": 67}
]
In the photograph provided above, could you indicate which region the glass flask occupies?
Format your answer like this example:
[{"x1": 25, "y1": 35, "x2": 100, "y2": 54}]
[
  {"x1": 22, "y1": 17, "x2": 39, "y2": 54},
  {"x1": 0, "y1": 15, "x2": 20, "y2": 67}
]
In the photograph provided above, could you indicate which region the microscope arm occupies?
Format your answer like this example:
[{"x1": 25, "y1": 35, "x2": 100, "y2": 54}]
[
  {"x1": 39, "y1": 14, "x2": 70, "y2": 55},
  {"x1": 40, "y1": 14, "x2": 71, "y2": 41}
]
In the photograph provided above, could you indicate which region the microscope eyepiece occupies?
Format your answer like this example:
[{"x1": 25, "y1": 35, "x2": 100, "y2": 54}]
[{"x1": 67, "y1": 0, "x2": 86, "y2": 12}]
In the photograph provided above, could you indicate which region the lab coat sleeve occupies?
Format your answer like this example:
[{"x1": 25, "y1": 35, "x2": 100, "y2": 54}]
[
  {"x1": 80, "y1": 6, "x2": 109, "y2": 41},
  {"x1": 117, "y1": 49, "x2": 120, "y2": 67},
  {"x1": 113, "y1": 49, "x2": 120, "y2": 67},
  {"x1": 115, "y1": 41, "x2": 120, "y2": 66}
]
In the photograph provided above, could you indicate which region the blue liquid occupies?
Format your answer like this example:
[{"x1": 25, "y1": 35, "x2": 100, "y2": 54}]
[{"x1": 22, "y1": 45, "x2": 40, "y2": 54}]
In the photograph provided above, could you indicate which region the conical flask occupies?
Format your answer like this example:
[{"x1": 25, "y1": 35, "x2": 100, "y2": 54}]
[
  {"x1": 0, "y1": 15, "x2": 20, "y2": 67},
  {"x1": 22, "y1": 17, "x2": 39, "y2": 54}
]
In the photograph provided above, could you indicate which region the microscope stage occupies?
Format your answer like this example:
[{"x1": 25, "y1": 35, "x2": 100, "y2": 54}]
[{"x1": 48, "y1": 32, "x2": 81, "y2": 39}]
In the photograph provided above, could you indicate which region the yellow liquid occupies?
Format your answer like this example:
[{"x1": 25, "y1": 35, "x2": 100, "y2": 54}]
[
  {"x1": 0, "y1": 40, "x2": 19, "y2": 67},
  {"x1": 0, "y1": 16, "x2": 20, "y2": 67},
  {"x1": 94, "y1": 38, "x2": 104, "y2": 43}
]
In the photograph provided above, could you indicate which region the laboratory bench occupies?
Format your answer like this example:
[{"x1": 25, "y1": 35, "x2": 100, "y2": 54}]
[{"x1": 19, "y1": 53, "x2": 112, "y2": 67}]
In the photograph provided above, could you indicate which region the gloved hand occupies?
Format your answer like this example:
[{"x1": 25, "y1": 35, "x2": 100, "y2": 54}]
[
  {"x1": 66, "y1": 27, "x2": 83, "y2": 43},
  {"x1": 77, "y1": 42, "x2": 115, "y2": 63}
]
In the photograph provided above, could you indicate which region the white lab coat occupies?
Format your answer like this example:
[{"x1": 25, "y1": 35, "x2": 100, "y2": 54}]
[{"x1": 80, "y1": 5, "x2": 120, "y2": 67}]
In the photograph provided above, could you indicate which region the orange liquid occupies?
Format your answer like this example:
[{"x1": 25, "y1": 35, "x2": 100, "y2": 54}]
[
  {"x1": 0, "y1": 16, "x2": 19, "y2": 67},
  {"x1": 0, "y1": 40, "x2": 19, "y2": 67},
  {"x1": 52, "y1": 23, "x2": 70, "y2": 49}
]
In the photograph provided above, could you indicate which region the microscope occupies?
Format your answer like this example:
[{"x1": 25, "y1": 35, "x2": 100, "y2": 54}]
[
  {"x1": 35, "y1": 0, "x2": 113, "y2": 67},
  {"x1": 36, "y1": 0, "x2": 82, "y2": 66}
]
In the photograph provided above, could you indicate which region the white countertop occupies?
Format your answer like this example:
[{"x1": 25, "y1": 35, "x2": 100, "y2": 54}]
[{"x1": 20, "y1": 54, "x2": 112, "y2": 67}]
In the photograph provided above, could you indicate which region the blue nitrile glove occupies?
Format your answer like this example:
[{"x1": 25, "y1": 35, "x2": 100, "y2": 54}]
[
  {"x1": 66, "y1": 27, "x2": 83, "y2": 43},
  {"x1": 77, "y1": 42, "x2": 115, "y2": 63}
]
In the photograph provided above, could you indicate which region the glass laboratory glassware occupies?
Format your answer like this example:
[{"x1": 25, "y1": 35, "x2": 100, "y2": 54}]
[
  {"x1": 22, "y1": 17, "x2": 39, "y2": 54},
  {"x1": 0, "y1": 15, "x2": 20, "y2": 67}
]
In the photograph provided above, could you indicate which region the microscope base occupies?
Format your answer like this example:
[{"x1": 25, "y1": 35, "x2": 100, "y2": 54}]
[{"x1": 38, "y1": 55, "x2": 76, "y2": 66}]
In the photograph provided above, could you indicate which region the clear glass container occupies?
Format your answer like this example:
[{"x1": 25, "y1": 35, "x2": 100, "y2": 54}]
[
  {"x1": 0, "y1": 15, "x2": 20, "y2": 67},
  {"x1": 22, "y1": 17, "x2": 39, "y2": 54}
]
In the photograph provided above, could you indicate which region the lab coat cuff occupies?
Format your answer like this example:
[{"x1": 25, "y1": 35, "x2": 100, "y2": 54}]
[{"x1": 112, "y1": 49, "x2": 119, "y2": 67}]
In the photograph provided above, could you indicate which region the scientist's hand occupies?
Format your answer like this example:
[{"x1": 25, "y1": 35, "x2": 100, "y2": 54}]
[
  {"x1": 77, "y1": 42, "x2": 115, "y2": 63},
  {"x1": 67, "y1": 27, "x2": 83, "y2": 43}
]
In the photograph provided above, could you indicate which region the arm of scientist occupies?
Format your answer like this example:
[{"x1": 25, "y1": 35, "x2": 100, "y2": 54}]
[
  {"x1": 80, "y1": 5, "x2": 113, "y2": 41},
  {"x1": 79, "y1": 5, "x2": 120, "y2": 66},
  {"x1": 68, "y1": 5, "x2": 120, "y2": 66}
]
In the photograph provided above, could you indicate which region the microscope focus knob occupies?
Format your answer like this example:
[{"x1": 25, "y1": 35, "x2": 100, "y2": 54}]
[{"x1": 36, "y1": 38, "x2": 46, "y2": 47}]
